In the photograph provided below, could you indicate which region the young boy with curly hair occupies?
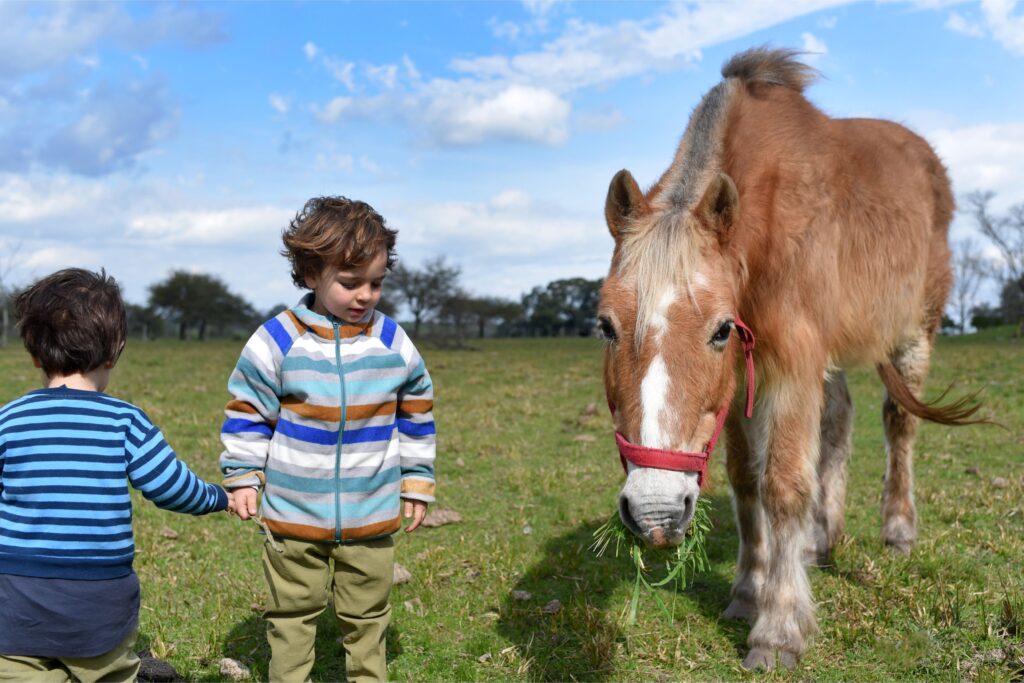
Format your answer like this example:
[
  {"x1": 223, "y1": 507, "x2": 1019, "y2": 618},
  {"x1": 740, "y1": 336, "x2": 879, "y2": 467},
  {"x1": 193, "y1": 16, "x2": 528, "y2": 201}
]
[
  {"x1": 220, "y1": 196, "x2": 436, "y2": 682},
  {"x1": 0, "y1": 268, "x2": 231, "y2": 682}
]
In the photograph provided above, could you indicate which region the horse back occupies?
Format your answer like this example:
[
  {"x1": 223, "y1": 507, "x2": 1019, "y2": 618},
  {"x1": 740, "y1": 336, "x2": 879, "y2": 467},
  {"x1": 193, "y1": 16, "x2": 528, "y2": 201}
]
[{"x1": 722, "y1": 85, "x2": 953, "y2": 364}]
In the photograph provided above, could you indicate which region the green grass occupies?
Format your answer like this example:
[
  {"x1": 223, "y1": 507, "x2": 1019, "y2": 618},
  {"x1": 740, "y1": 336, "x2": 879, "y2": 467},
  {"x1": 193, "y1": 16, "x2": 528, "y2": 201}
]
[{"x1": 1, "y1": 329, "x2": 1022, "y2": 681}]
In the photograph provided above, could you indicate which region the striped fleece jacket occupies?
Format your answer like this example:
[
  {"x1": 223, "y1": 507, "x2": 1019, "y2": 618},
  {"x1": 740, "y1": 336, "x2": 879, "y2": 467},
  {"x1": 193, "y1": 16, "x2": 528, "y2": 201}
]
[
  {"x1": 0, "y1": 387, "x2": 228, "y2": 580},
  {"x1": 219, "y1": 294, "x2": 436, "y2": 543}
]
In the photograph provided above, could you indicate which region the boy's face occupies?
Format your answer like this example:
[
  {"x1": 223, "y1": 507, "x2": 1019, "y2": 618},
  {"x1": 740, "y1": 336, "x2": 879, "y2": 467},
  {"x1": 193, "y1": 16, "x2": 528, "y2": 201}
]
[{"x1": 305, "y1": 250, "x2": 387, "y2": 323}]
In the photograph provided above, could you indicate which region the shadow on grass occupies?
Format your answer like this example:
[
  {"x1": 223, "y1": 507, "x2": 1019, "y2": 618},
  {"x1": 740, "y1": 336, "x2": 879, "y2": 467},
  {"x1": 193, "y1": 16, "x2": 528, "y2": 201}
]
[
  {"x1": 496, "y1": 492, "x2": 744, "y2": 681},
  {"x1": 216, "y1": 607, "x2": 404, "y2": 682}
]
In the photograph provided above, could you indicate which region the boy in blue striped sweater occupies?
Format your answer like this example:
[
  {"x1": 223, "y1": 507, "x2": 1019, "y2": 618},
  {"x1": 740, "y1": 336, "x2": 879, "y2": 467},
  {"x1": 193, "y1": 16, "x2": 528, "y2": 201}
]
[
  {"x1": 0, "y1": 268, "x2": 231, "y2": 682},
  {"x1": 221, "y1": 196, "x2": 436, "y2": 682}
]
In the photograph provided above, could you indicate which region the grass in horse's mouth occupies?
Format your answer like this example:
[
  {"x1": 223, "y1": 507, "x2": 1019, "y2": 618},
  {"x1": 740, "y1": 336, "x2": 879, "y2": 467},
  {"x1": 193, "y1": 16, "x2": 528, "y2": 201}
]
[{"x1": 590, "y1": 498, "x2": 712, "y2": 625}]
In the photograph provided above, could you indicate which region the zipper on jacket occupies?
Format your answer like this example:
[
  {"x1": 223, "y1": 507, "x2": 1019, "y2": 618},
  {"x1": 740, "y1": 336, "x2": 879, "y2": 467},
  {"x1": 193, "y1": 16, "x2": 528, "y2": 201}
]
[{"x1": 333, "y1": 322, "x2": 346, "y2": 543}]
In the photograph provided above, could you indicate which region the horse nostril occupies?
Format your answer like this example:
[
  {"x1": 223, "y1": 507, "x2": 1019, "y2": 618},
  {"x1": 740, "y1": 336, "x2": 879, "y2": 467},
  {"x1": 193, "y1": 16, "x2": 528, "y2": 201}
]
[
  {"x1": 618, "y1": 495, "x2": 642, "y2": 536},
  {"x1": 680, "y1": 493, "x2": 695, "y2": 526}
]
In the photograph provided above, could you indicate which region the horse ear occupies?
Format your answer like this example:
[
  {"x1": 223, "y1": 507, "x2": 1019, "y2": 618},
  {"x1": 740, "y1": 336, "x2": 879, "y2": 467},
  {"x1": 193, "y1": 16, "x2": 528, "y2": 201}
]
[
  {"x1": 694, "y1": 172, "x2": 739, "y2": 242},
  {"x1": 605, "y1": 169, "x2": 646, "y2": 241}
]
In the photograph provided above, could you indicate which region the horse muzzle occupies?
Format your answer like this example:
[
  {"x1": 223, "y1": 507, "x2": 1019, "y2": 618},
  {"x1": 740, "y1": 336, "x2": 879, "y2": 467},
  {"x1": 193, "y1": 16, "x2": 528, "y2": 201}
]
[{"x1": 618, "y1": 467, "x2": 699, "y2": 548}]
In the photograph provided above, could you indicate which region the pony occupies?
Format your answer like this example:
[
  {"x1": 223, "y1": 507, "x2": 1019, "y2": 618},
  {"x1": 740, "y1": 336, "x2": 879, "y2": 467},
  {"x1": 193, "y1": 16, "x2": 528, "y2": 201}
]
[{"x1": 597, "y1": 47, "x2": 980, "y2": 671}]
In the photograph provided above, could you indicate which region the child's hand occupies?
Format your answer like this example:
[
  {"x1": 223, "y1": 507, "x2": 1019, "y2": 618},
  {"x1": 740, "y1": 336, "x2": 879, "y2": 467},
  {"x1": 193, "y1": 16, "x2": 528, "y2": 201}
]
[
  {"x1": 232, "y1": 487, "x2": 259, "y2": 520},
  {"x1": 403, "y1": 499, "x2": 427, "y2": 532},
  {"x1": 225, "y1": 489, "x2": 236, "y2": 514}
]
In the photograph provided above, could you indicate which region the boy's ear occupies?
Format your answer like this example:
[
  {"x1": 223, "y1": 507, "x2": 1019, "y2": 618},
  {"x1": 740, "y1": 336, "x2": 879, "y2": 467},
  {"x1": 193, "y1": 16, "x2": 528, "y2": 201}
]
[{"x1": 32, "y1": 357, "x2": 41, "y2": 369}]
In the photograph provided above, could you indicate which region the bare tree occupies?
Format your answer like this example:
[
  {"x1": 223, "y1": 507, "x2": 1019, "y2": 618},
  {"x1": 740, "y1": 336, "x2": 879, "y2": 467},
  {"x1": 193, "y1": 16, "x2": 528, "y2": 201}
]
[
  {"x1": 388, "y1": 257, "x2": 461, "y2": 337},
  {"x1": 966, "y1": 191, "x2": 1024, "y2": 334},
  {"x1": 950, "y1": 238, "x2": 987, "y2": 334},
  {"x1": 0, "y1": 241, "x2": 23, "y2": 347}
]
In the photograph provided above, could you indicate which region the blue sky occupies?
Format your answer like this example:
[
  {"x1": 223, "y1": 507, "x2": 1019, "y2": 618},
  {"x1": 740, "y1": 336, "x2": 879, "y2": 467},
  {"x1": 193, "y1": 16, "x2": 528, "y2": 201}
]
[{"x1": 1, "y1": 0, "x2": 1022, "y2": 312}]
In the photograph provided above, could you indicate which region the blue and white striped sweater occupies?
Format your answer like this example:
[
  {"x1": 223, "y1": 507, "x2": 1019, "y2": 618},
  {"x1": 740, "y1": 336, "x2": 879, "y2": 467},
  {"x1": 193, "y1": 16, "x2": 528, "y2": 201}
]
[
  {"x1": 0, "y1": 387, "x2": 228, "y2": 580},
  {"x1": 219, "y1": 296, "x2": 436, "y2": 543}
]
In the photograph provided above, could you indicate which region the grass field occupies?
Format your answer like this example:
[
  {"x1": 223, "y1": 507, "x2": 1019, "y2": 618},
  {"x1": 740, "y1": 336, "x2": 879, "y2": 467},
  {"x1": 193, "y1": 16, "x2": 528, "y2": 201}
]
[{"x1": 1, "y1": 330, "x2": 1022, "y2": 682}]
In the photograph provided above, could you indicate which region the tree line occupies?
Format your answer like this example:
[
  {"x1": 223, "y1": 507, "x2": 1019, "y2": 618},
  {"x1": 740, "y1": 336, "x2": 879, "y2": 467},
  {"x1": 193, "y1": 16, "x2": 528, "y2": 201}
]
[
  {"x1": 2, "y1": 187, "x2": 1021, "y2": 344},
  {"x1": 948, "y1": 192, "x2": 1024, "y2": 335},
  {"x1": 0, "y1": 257, "x2": 604, "y2": 344}
]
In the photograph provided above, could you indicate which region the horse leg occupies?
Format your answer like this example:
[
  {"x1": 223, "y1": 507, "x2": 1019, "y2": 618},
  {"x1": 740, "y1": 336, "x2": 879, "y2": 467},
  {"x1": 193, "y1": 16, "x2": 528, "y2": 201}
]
[
  {"x1": 744, "y1": 373, "x2": 822, "y2": 671},
  {"x1": 806, "y1": 371, "x2": 853, "y2": 567},
  {"x1": 881, "y1": 334, "x2": 930, "y2": 553},
  {"x1": 723, "y1": 413, "x2": 766, "y2": 622}
]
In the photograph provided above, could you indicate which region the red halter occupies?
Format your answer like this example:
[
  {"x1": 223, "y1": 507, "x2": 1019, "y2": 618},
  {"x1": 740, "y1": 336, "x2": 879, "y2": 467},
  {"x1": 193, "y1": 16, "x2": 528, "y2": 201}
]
[{"x1": 609, "y1": 316, "x2": 756, "y2": 487}]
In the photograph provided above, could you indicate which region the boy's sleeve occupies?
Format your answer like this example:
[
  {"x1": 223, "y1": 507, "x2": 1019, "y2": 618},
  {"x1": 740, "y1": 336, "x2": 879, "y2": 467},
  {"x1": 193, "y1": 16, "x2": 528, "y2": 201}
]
[
  {"x1": 219, "y1": 325, "x2": 284, "y2": 489},
  {"x1": 127, "y1": 413, "x2": 228, "y2": 514},
  {"x1": 396, "y1": 338, "x2": 436, "y2": 503}
]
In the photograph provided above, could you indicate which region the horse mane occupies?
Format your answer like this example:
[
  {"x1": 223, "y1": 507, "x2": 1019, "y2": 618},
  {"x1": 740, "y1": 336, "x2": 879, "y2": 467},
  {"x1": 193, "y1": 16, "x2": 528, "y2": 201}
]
[
  {"x1": 623, "y1": 47, "x2": 817, "y2": 345},
  {"x1": 721, "y1": 47, "x2": 818, "y2": 92}
]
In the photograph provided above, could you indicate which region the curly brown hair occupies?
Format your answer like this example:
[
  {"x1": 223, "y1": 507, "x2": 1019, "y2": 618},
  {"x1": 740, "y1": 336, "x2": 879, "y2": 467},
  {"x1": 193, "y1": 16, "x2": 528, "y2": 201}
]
[
  {"x1": 281, "y1": 196, "x2": 398, "y2": 289},
  {"x1": 15, "y1": 268, "x2": 127, "y2": 377}
]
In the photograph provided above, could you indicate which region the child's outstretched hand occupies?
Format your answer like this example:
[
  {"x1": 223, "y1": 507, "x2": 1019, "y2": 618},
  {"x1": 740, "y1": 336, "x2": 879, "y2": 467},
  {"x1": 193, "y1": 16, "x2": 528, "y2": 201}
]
[
  {"x1": 232, "y1": 487, "x2": 259, "y2": 520},
  {"x1": 403, "y1": 499, "x2": 427, "y2": 532}
]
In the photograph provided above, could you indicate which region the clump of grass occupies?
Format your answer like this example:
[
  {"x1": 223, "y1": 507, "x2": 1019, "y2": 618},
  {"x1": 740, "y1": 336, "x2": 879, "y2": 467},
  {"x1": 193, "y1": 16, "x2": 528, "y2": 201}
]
[{"x1": 590, "y1": 498, "x2": 712, "y2": 625}]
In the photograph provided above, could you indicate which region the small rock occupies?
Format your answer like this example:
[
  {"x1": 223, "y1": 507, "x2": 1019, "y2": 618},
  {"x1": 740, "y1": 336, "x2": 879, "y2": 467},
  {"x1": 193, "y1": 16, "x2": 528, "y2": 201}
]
[
  {"x1": 992, "y1": 477, "x2": 1008, "y2": 489},
  {"x1": 403, "y1": 597, "x2": 425, "y2": 616},
  {"x1": 136, "y1": 651, "x2": 181, "y2": 682},
  {"x1": 218, "y1": 658, "x2": 251, "y2": 681},
  {"x1": 511, "y1": 590, "x2": 532, "y2": 601},
  {"x1": 478, "y1": 652, "x2": 492, "y2": 663},
  {"x1": 581, "y1": 402, "x2": 599, "y2": 417},
  {"x1": 159, "y1": 527, "x2": 178, "y2": 540},
  {"x1": 965, "y1": 466, "x2": 981, "y2": 476},
  {"x1": 542, "y1": 599, "x2": 562, "y2": 615},
  {"x1": 249, "y1": 602, "x2": 262, "y2": 612},
  {"x1": 455, "y1": 457, "x2": 466, "y2": 467},
  {"x1": 573, "y1": 434, "x2": 597, "y2": 443},
  {"x1": 421, "y1": 508, "x2": 463, "y2": 528},
  {"x1": 393, "y1": 563, "x2": 412, "y2": 585},
  {"x1": 522, "y1": 525, "x2": 533, "y2": 535}
]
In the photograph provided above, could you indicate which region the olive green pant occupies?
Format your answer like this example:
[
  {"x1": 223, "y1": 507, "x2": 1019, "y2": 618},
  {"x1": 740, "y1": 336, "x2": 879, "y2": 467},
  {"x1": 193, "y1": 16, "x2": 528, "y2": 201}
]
[
  {"x1": 262, "y1": 536, "x2": 394, "y2": 683},
  {"x1": 0, "y1": 628, "x2": 139, "y2": 683}
]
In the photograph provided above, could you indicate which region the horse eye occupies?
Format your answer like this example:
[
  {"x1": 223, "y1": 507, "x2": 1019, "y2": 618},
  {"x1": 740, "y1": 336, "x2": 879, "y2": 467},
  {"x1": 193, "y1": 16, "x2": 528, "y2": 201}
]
[
  {"x1": 710, "y1": 320, "x2": 733, "y2": 347},
  {"x1": 596, "y1": 316, "x2": 618, "y2": 343}
]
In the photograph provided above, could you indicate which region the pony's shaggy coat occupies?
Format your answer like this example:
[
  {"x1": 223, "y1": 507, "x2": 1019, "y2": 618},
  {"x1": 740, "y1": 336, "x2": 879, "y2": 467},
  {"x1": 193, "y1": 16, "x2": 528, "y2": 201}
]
[{"x1": 600, "y1": 48, "x2": 979, "y2": 670}]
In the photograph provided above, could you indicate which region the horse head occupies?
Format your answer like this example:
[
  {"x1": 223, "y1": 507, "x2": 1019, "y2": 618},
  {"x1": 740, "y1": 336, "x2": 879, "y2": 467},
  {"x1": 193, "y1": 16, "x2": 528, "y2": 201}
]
[{"x1": 599, "y1": 168, "x2": 750, "y2": 548}]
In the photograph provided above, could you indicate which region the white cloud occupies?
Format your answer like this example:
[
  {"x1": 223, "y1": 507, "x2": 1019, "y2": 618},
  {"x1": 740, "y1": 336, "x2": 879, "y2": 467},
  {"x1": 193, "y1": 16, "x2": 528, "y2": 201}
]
[
  {"x1": 926, "y1": 121, "x2": 1024, "y2": 207},
  {"x1": 801, "y1": 31, "x2": 829, "y2": 60},
  {"x1": 402, "y1": 55, "x2": 421, "y2": 81},
  {"x1": 23, "y1": 245, "x2": 104, "y2": 272},
  {"x1": 0, "y1": 3, "x2": 225, "y2": 78},
  {"x1": 323, "y1": 57, "x2": 356, "y2": 90},
  {"x1": 310, "y1": 0, "x2": 858, "y2": 146},
  {"x1": 127, "y1": 206, "x2": 289, "y2": 245},
  {"x1": 304, "y1": 41, "x2": 318, "y2": 60},
  {"x1": 269, "y1": 93, "x2": 290, "y2": 114},
  {"x1": 367, "y1": 63, "x2": 398, "y2": 90},
  {"x1": 313, "y1": 96, "x2": 353, "y2": 123},
  {"x1": 0, "y1": 173, "x2": 113, "y2": 223},
  {"x1": 429, "y1": 84, "x2": 570, "y2": 145},
  {"x1": 942, "y1": 0, "x2": 1024, "y2": 54},
  {"x1": 981, "y1": 0, "x2": 1024, "y2": 54}
]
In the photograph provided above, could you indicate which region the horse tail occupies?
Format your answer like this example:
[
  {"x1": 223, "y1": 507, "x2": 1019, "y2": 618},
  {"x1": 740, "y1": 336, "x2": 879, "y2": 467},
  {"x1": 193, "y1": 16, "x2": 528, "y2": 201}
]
[
  {"x1": 876, "y1": 362, "x2": 986, "y2": 426},
  {"x1": 721, "y1": 47, "x2": 818, "y2": 92}
]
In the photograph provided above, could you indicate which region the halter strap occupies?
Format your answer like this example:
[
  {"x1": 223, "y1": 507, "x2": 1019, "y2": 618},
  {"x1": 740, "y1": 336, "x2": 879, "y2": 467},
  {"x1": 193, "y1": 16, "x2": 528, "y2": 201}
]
[{"x1": 609, "y1": 315, "x2": 756, "y2": 485}]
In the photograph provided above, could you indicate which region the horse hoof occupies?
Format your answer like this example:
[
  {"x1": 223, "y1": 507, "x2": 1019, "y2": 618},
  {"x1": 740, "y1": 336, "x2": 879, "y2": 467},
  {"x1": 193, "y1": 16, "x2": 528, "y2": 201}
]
[
  {"x1": 742, "y1": 647, "x2": 775, "y2": 671},
  {"x1": 722, "y1": 598, "x2": 756, "y2": 622},
  {"x1": 778, "y1": 650, "x2": 800, "y2": 670},
  {"x1": 884, "y1": 538, "x2": 913, "y2": 555}
]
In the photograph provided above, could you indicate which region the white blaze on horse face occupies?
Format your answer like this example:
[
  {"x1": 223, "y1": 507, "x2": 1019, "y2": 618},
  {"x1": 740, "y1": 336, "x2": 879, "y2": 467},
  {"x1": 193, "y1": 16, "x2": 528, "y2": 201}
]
[
  {"x1": 647, "y1": 287, "x2": 676, "y2": 341},
  {"x1": 640, "y1": 355, "x2": 670, "y2": 448},
  {"x1": 640, "y1": 287, "x2": 681, "y2": 450}
]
